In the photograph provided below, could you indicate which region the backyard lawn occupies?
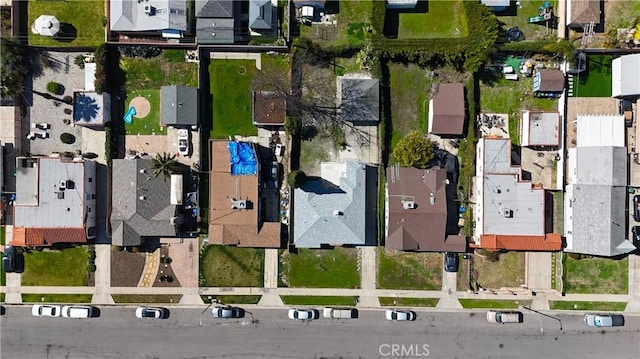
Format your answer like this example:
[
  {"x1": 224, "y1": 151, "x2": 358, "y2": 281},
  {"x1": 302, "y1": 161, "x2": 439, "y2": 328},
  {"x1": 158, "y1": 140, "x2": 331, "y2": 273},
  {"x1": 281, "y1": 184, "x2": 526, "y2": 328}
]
[
  {"x1": 299, "y1": 0, "x2": 373, "y2": 46},
  {"x1": 200, "y1": 245, "x2": 264, "y2": 287},
  {"x1": 122, "y1": 55, "x2": 198, "y2": 91},
  {"x1": 124, "y1": 89, "x2": 163, "y2": 135},
  {"x1": 378, "y1": 248, "x2": 442, "y2": 290},
  {"x1": 21, "y1": 247, "x2": 88, "y2": 286},
  {"x1": 571, "y1": 55, "x2": 613, "y2": 97},
  {"x1": 209, "y1": 60, "x2": 259, "y2": 139},
  {"x1": 564, "y1": 255, "x2": 628, "y2": 294},
  {"x1": 458, "y1": 251, "x2": 526, "y2": 291},
  {"x1": 28, "y1": 0, "x2": 105, "y2": 47},
  {"x1": 480, "y1": 71, "x2": 558, "y2": 145},
  {"x1": 497, "y1": 0, "x2": 559, "y2": 41},
  {"x1": 389, "y1": 62, "x2": 432, "y2": 144},
  {"x1": 281, "y1": 248, "x2": 360, "y2": 288},
  {"x1": 395, "y1": 0, "x2": 468, "y2": 39}
]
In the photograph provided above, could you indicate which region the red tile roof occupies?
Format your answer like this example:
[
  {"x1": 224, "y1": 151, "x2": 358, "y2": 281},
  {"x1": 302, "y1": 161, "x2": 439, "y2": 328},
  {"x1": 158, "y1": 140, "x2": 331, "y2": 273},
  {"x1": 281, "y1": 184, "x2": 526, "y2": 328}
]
[
  {"x1": 475, "y1": 233, "x2": 562, "y2": 251},
  {"x1": 11, "y1": 227, "x2": 87, "y2": 247}
]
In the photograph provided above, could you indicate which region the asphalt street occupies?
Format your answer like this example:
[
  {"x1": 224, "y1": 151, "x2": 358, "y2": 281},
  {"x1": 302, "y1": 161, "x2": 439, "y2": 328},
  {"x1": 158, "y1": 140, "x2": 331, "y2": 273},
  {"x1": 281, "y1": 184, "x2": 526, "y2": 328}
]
[{"x1": 1, "y1": 306, "x2": 639, "y2": 359}]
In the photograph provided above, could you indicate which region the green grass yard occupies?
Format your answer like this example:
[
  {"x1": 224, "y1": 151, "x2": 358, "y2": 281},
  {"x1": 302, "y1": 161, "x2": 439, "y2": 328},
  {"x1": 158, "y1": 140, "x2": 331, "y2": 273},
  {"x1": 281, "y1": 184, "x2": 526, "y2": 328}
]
[
  {"x1": 459, "y1": 299, "x2": 530, "y2": 309},
  {"x1": 200, "y1": 295, "x2": 262, "y2": 305},
  {"x1": 571, "y1": 55, "x2": 613, "y2": 97},
  {"x1": 281, "y1": 296, "x2": 358, "y2": 306},
  {"x1": 396, "y1": 0, "x2": 468, "y2": 39},
  {"x1": 21, "y1": 247, "x2": 88, "y2": 286},
  {"x1": 498, "y1": 0, "x2": 559, "y2": 41},
  {"x1": 200, "y1": 245, "x2": 264, "y2": 287},
  {"x1": 22, "y1": 294, "x2": 92, "y2": 303},
  {"x1": 112, "y1": 295, "x2": 182, "y2": 304},
  {"x1": 458, "y1": 251, "x2": 526, "y2": 291},
  {"x1": 282, "y1": 248, "x2": 360, "y2": 289},
  {"x1": 564, "y1": 256, "x2": 628, "y2": 294},
  {"x1": 549, "y1": 301, "x2": 627, "y2": 311},
  {"x1": 28, "y1": 0, "x2": 105, "y2": 47},
  {"x1": 209, "y1": 60, "x2": 259, "y2": 139},
  {"x1": 378, "y1": 248, "x2": 442, "y2": 290},
  {"x1": 125, "y1": 89, "x2": 164, "y2": 135},
  {"x1": 122, "y1": 55, "x2": 198, "y2": 91},
  {"x1": 388, "y1": 62, "x2": 432, "y2": 145},
  {"x1": 299, "y1": 1, "x2": 373, "y2": 46},
  {"x1": 379, "y1": 297, "x2": 439, "y2": 307}
]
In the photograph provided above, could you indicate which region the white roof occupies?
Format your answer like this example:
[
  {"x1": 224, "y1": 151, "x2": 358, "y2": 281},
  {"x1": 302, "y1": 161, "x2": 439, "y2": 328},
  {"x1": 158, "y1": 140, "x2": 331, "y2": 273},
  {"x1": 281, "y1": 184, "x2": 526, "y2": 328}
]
[
  {"x1": 85, "y1": 63, "x2": 96, "y2": 91},
  {"x1": 612, "y1": 54, "x2": 640, "y2": 98},
  {"x1": 521, "y1": 111, "x2": 560, "y2": 146},
  {"x1": 575, "y1": 115, "x2": 625, "y2": 147}
]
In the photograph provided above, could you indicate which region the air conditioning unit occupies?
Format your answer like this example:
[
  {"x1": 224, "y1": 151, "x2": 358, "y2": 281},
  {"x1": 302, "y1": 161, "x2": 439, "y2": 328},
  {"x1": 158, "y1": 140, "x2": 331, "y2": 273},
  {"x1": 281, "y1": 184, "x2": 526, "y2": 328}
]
[
  {"x1": 402, "y1": 200, "x2": 415, "y2": 210},
  {"x1": 144, "y1": 5, "x2": 155, "y2": 15},
  {"x1": 231, "y1": 199, "x2": 246, "y2": 210}
]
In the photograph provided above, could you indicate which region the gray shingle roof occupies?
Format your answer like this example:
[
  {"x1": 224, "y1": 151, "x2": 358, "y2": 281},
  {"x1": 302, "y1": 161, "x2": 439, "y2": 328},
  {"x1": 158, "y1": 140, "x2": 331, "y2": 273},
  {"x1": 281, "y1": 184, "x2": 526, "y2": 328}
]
[
  {"x1": 196, "y1": 18, "x2": 236, "y2": 44},
  {"x1": 161, "y1": 86, "x2": 198, "y2": 127},
  {"x1": 293, "y1": 162, "x2": 368, "y2": 248},
  {"x1": 249, "y1": 0, "x2": 273, "y2": 30},
  {"x1": 110, "y1": 158, "x2": 178, "y2": 246},
  {"x1": 195, "y1": 0, "x2": 234, "y2": 18},
  {"x1": 110, "y1": 0, "x2": 188, "y2": 32}
]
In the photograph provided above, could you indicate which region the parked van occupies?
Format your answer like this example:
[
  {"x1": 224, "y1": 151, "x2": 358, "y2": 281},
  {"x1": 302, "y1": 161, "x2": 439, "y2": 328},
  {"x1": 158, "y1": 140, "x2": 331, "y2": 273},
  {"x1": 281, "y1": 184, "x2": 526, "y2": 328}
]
[
  {"x1": 61, "y1": 305, "x2": 94, "y2": 319},
  {"x1": 486, "y1": 310, "x2": 523, "y2": 324},
  {"x1": 322, "y1": 307, "x2": 358, "y2": 319}
]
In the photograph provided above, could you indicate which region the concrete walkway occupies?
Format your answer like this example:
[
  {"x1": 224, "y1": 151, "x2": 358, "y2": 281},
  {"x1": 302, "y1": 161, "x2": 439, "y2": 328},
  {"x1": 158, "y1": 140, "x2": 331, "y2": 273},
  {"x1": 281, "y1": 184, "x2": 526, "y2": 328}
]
[
  {"x1": 357, "y1": 247, "x2": 380, "y2": 307},
  {"x1": 263, "y1": 249, "x2": 279, "y2": 289},
  {"x1": 92, "y1": 244, "x2": 114, "y2": 304},
  {"x1": 626, "y1": 254, "x2": 640, "y2": 313}
]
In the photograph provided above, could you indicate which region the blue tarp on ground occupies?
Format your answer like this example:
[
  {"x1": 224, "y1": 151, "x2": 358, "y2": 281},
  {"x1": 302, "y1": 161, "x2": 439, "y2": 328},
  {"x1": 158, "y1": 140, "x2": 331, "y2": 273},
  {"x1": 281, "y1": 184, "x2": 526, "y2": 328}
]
[{"x1": 228, "y1": 141, "x2": 257, "y2": 176}]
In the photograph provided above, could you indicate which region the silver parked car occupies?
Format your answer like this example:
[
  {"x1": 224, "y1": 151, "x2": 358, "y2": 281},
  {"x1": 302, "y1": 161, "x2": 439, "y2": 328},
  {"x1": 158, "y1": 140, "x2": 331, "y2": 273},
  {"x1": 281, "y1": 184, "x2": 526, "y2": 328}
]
[
  {"x1": 135, "y1": 307, "x2": 167, "y2": 319},
  {"x1": 32, "y1": 304, "x2": 61, "y2": 317},
  {"x1": 584, "y1": 314, "x2": 624, "y2": 327},
  {"x1": 211, "y1": 306, "x2": 245, "y2": 318}
]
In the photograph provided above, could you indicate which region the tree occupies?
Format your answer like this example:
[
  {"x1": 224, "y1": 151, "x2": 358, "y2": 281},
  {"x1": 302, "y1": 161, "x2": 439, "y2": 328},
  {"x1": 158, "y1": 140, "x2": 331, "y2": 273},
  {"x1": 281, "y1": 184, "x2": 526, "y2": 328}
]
[
  {"x1": 393, "y1": 131, "x2": 434, "y2": 169},
  {"x1": 287, "y1": 170, "x2": 307, "y2": 188},
  {"x1": 60, "y1": 133, "x2": 76, "y2": 144},
  {"x1": 0, "y1": 37, "x2": 29, "y2": 99},
  {"x1": 151, "y1": 152, "x2": 179, "y2": 181}
]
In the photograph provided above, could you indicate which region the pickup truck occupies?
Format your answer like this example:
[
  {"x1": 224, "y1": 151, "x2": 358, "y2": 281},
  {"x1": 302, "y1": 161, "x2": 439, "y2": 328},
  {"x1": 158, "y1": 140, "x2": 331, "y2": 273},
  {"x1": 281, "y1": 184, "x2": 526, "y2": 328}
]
[{"x1": 322, "y1": 307, "x2": 357, "y2": 319}]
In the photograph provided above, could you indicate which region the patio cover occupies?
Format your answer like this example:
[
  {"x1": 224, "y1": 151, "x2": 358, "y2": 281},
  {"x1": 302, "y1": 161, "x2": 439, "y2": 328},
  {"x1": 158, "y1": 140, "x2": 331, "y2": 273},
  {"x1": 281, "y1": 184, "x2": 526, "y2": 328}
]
[{"x1": 32, "y1": 15, "x2": 60, "y2": 37}]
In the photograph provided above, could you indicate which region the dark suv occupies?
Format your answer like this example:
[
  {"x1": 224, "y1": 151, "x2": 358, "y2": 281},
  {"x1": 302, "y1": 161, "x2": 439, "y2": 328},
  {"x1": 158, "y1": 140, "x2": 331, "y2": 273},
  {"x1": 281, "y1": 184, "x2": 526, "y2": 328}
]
[
  {"x1": 444, "y1": 252, "x2": 459, "y2": 273},
  {"x1": 2, "y1": 245, "x2": 16, "y2": 273},
  {"x1": 632, "y1": 226, "x2": 640, "y2": 245},
  {"x1": 634, "y1": 196, "x2": 640, "y2": 222}
]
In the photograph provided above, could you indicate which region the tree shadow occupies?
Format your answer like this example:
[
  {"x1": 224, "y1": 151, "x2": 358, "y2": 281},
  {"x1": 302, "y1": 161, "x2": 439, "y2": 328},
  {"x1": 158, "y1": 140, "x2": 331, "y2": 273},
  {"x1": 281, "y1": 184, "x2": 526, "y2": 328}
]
[
  {"x1": 54, "y1": 23, "x2": 77, "y2": 43},
  {"x1": 73, "y1": 93, "x2": 100, "y2": 122}
]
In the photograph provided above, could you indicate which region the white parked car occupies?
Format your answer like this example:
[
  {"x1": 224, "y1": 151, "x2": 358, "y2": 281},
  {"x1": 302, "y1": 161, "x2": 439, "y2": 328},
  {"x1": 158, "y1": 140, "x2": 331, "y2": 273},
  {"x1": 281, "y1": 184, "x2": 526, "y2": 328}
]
[
  {"x1": 61, "y1": 305, "x2": 94, "y2": 319},
  {"x1": 584, "y1": 314, "x2": 624, "y2": 327},
  {"x1": 135, "y1": 307, "x2": 166, "y2": 319},
  {"x1": 288, "y1": 308, "x2": 319, "y2": 320},
  {"x1": 32, "y1": 304, "x2": 61, "y2": 317},
  {"x1": 177, "y1": 129, "x2": 190, "y2": 156},
  {"x1": 385, "y1": 309, "x2": 416, "y2": 321},
  {"x1": 211, "y1": 306, "x2": 245, "y2": 319}
]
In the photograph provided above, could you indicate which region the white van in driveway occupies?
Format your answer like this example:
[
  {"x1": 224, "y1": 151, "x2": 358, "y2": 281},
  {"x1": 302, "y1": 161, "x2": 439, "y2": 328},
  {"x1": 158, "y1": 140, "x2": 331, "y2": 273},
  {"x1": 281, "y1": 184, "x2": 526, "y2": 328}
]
[{"x1": 61, "y1": 305, "x2": 94, "y2": 318}]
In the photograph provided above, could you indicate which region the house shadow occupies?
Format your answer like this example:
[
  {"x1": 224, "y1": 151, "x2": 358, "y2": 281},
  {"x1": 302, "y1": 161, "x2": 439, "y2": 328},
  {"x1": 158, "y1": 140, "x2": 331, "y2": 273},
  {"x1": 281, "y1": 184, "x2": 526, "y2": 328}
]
[
  {"x1": 300, "y1": 177, "x2": 346, "y2": 194},
  {"x1": 493, "y1": 1, "x2": 519, "y2": 17},
  {"x1": 54, "y1": 23, "x2": 78, "y2": 43}
]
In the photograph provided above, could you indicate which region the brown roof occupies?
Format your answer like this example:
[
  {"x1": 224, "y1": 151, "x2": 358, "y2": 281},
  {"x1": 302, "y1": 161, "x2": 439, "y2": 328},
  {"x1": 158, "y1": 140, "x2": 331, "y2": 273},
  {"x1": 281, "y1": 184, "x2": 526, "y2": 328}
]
[
  {"x1": 253, "y1": 91, "x2": 286, "y2": 126},
  {"x1": 474, "y1": 233, "x2": 562, "y2": 251},
  {"x1": 536, "y1": 70, "x2": 565, "y2": 92},
  {"x1": 430, "y1": 83, "x2": 465, "y2": 136},
  {"x1": 11, "y1": 227, "x2": 87, "y2": 247},
  {"x1": 208, "y1": 140, "x2": 281, "y2": 248},
  {"x1": 570, "y1": 0, "x2": 600, "y2": 25},
  {"x1": 385, "y1": 167, "x2": 466, "y2": 252}
]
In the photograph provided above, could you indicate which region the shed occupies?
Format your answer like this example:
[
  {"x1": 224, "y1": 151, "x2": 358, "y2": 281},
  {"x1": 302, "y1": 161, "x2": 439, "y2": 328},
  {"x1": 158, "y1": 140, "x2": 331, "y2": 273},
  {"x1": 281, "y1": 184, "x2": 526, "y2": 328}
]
[{"x1": 428, "y1": 83, "x2": 465, "y2": 136}]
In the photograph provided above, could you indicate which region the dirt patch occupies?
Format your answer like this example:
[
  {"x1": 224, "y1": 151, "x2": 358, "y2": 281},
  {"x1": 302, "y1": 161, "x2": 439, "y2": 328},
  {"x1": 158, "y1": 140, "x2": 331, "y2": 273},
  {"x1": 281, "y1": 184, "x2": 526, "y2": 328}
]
[
  {"x1": 153, "y1": 246, "x2": 181, "y2": 288},
  {"x1": 130, "y1": 96, "x2": 151, "y2": 118},
  {"x1": 110, "y1": 247, "x2": 146, "y2": 287}
]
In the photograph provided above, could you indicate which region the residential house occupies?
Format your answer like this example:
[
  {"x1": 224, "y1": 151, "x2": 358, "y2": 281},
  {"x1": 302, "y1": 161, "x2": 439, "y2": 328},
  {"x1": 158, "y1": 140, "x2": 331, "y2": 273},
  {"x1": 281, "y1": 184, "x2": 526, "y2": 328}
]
[
  {"x1": 564, "y1": 115, "x2": 636, "y2": 256},
  {"x1": 12, "y1": 157, "x2": 96, "y2": 247},
  {"x1": 161, "y1": 85, "x2": 198, "y2": 128},
  {"x1": 567, "y1": 0, "x2": 601, "y2": 29},
  {"x1": 110, "y1": 0, "x2": 188, "y2": 37},
  {"x1": 110, "y1": 158, "x2": 192, "y2": 247},
  {"x1": 337, "y1": 76, "x2": 380, "y2": 124},
  {"x1": 253, "y1": 91, "x2": 286, "y2": 126},
  {"x1": 208, "y1": 140, "x2": 281, "y2": 248},
  {"x1": 196, "y1": 0, "x2": 239, "y2": 44},
  {"x1": 428, "y1": 83, "x2": 465, "y2": 137},
  {"x1": 385, "y1": 0, "x2": 418, "y2": 10},
  {"x1": 612, "y1": 53, "x2": 640, "y2": 99},
  {"x1": 481, "y1": 0, "x2": 510, "y2": 12},
  {"x1": 472, "y1": 138, "x2": 562, "y2": 251},
  {"x1": 533, "y1": 70, "x2": 564, "y2": 98},
  {"x1": 73, "y1": 63, "x2": 111, "y2": 128},
  {"x1": 293, "y1": 161, "x2": 376, "y2": 248},
  {"x1": 385, "y1": 166, "x2": 466, "y2": 252},
  {"x1": 249, "y1": 0, "x2": 276, "y2": 35},
  {"x1": 520, "y1": 111, "x2": 560, "y2": 147}
]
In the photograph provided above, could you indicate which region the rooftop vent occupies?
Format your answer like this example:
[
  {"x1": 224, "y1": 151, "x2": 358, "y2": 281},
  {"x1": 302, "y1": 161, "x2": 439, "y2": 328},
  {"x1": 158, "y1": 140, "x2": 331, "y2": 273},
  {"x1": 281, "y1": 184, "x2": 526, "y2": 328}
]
[
  {"x1": 429, "y1": 193, "x2": 435, "y2": 205},
  {"x1": 402, "y1": 200, "x2": 416, "y2": 210},
  {"x1": 144, "y1": 5, "x2": 155, "y2": 15},
  {"x1": 231, "y1": 199, "x2": 246, "y2": 210},
  {"x1": 139, "y1": 196, "x2": 146, "y2": 200},
  {"x1": 140, "y1": 169, "x2": 146, "y2": 173},
  {"x1": 502, "y1": 208, "x2": 513, "y2": 218},
  {"x1": 333, "y1": 210, "x2": 344, "y2": 216},
  {"x1": 60, "y1": 180, "x2": 67, "y2": 190}
]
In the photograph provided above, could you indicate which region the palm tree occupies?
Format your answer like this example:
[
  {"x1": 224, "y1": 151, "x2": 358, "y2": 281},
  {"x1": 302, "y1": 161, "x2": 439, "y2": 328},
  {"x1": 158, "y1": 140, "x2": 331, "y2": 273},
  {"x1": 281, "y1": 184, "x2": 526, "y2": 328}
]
[{"x1": 151, "y1": 152, "x2": 178, "y2": 181}]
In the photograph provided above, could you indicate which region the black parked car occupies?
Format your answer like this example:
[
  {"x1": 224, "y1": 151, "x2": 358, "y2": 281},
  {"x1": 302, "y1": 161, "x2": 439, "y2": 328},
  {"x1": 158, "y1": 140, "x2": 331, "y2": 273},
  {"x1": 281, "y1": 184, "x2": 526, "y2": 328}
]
[
  {"x1": 2, "y1": 245, "x2": 16, "y2": 273},
  {"x1": 634, "y1": 195, "x2": 640, "y2": 222},
  {"x1": 444, "y1": 252, "x2": 459, "y2": 273},
  {"x1": 632, "y1": 226, "x2": 640, "y2": 245}
]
